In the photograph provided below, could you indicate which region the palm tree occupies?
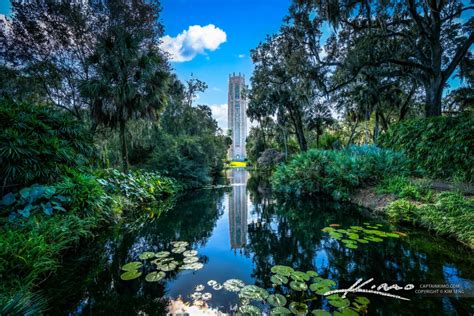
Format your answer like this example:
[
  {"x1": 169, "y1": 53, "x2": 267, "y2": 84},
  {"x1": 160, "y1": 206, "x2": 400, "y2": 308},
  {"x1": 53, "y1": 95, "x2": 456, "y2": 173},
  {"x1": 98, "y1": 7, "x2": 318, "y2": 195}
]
[{"x1": 81, "y1": 26, "x2": 169, "y2": 172}]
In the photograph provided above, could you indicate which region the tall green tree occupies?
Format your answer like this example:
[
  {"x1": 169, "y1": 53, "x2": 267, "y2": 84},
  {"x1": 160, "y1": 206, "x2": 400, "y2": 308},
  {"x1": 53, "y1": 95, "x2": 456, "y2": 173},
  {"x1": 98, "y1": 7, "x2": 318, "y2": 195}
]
[
  {"x1": 289, "y1": 0, "x2": 474, "y2": 117},
  {"x1": 81, "y1": 27, "x2": 169, "y2": 172}
]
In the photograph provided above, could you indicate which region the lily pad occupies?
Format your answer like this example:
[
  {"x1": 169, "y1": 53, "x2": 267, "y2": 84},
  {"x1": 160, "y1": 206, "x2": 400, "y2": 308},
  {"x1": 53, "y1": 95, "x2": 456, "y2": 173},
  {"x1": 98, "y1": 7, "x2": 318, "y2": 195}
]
[
  {"x1": 171, "y1": 241, "x2": 189, "y2": 247},
  {"x1": 207, "y1": 280, "x2": 217, "y2": 286},
  {"x1": 121, "y1": 262, "x2": 143, "y2": 271},
  {"x1": 201, "y1": 292, "x2": 212, "y2": 300},
  {"x1": 327, "y1": 295, "x2": 350, "y2": 308},
  {"x1": 267, "y1": 294, "x2": 287, "y2": 307},
  {"x1": 156, "y1": 262, "x2": 178, "y2": 271},
  {"x1": 329, "y1": 232, "x2": 343, "y2": 239},
  {"x1": 139, "y1": 252, "x2": 156, "y2": 260},
  {"x1": 354, "y1": 296, "x2": 370, "y2": 305},
  {"x1": 271, "y1": 306, "x2": 292, "y2": 315},
  {"x1": 271, "y1": 265, "x2": 294, "y2": 277},
  {"x1": 239, "y1": 285, "x2": 269, "y2": 301},
  {"x1": 181, "y1": 262, "x2": 204, "y2": 270},
  {"x1": 120, "y1": 270, "x2": 142, "y2": 280},
  {"x1": 356, "y1": 239, "x2": 369, "y2": 243},
  {"x1": 239, "y1": 305, "x2": 261, "y2": 315},
  {"x1": 183, "y1": 256, "x2": 199, "y2": 264},
  {"x1": 195, "y1": 284, "x2": 205, "y2": 291},
  {"x1": 291, "y1": 271, "x2": 310, "y2": 281},
  {"x1": 183, "y1": 250, "x2": 198, "y2": 257},
  {"x1": 171, "y1": 247, "x2": 186, "y2": 254},
  {"x1": 191, "y1": 292, "x2": 202, "y2": 300},
  {"x1": 386, "y1": 232, "x2": 400, "y2": 238},
  {"x1": 289, "y1": 302, "x2": 309, "y2": 315},
  {"x1": 306, "y1": 270, "x2": 318, "y2": 277},
  {"x1": 145, "y1": 271, "x2": 165, "y2": 282},
  {"x1": 321, "y1": 227, "x2": 336, "y2": 233},
  {"x1": 290, "y1": 280, "x2": 308, "y2": 291},
  {"x1": 212, "y1": 283, "x2": 223, "y2": 290},
  {"x1": 271, "y1": 274, "x2": 288, "y2": 285},
  {"x1": 309, "y1": 283, "x2": 330, "y2": 295},
  {"x1": 345, "y1": 243, "x2": 358, "y2": 249},
  {"x1": 311, "y1": 310, "x2": 331, "y2": 316},
  {"x1": 223, "y1": 279, "x2": 245, "y2": 292},
  {"x1": 349, "y1": 226, "x2": 364, "y2": 230},
  {"x1": 155, "y1": 251, "x2": 170, "y2": 258}
]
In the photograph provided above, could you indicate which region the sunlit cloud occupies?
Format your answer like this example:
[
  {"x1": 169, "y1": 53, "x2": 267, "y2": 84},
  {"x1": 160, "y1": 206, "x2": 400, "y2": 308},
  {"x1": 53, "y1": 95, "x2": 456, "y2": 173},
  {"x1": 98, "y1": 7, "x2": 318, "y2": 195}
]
[{"x1": 160, "y1": 24, "x2": 227, "y2": 62}]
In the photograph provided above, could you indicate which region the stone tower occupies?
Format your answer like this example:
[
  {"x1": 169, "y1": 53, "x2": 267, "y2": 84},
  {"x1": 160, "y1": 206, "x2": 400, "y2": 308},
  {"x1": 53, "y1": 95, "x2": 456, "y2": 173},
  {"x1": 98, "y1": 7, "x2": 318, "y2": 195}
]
[{"x1": 228, "y1": 73, "x2": 248, "y2": 160}]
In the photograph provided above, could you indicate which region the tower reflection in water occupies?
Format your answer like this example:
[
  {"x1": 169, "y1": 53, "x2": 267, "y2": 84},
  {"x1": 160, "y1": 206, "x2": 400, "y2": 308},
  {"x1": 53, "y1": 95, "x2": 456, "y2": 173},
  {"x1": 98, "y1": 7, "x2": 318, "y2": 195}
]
[{"x1": 228, "y1": 168, "x2": 248, "y2": 254}]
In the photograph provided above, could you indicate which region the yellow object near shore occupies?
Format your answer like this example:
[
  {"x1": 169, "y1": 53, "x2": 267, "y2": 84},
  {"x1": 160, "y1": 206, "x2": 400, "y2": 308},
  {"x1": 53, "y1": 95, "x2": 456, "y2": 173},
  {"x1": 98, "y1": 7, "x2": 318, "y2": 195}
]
[{"x1": 228, "y1": 161, "x2": 247, "y2": 168}]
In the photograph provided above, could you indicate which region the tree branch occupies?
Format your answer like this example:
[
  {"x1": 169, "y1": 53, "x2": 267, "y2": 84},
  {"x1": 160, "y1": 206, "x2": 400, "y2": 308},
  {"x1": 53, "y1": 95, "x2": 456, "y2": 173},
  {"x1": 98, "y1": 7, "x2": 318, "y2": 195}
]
[{"x1": 443, "y1": 32, "x2": 474, "y2": 80}]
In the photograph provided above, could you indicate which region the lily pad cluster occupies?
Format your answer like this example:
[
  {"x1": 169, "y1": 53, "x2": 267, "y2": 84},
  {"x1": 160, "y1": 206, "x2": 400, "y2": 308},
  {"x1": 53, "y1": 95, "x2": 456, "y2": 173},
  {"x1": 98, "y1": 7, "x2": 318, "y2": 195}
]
[
  {"x1": 322, "y1": 223, "x2": 402, "y2": 249},
  {"x1": 263, "y1": 265, "x2": 370, "y2": 315},
  {"x1": 120, "y1": 241, "x2": 203, "y2": 281},
  {"x1": 184, "y1": 266, "x2": 369, "y2": 315}
]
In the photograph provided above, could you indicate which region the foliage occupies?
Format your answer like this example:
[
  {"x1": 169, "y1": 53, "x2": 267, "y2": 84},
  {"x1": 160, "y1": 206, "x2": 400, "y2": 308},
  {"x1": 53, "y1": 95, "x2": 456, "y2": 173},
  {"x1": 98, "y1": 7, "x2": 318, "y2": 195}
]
[
  {"x1": 272, "y1": 145, "x2": 408, "y2": 200},
  {"x1": 1, "y1": 184, "x2": 67, "y2": 220},
  {"x1": 256, "y1": 149, "x2": 285, "y2": 170},
  {"x1": 55, "y1": 172, "x2": 113, "y2": 219},
  {"x1": 0, "y1": 292, "x2": 48, "y2": 316},
  {"x1": 380, "y1": 115, "x2": 474, "y2": 182},
  {"x1": 0, "y1": 100, "x2": 95, "y2": 192},
  {"x1": 81, "y1": 25, "x2": 169, "y2": 172},
  {"x1": 377, "y1": 176, "x2": 434, "y2": 202},
  {"x1": 97, "y1": 169, "x2": 181, "y2": 204},
  {"x1": 386, "y1": 192, "x2": 474, "y2": 248},
  {"x1": 0, "y1": 214, "x2": 98, "y2": 300}
]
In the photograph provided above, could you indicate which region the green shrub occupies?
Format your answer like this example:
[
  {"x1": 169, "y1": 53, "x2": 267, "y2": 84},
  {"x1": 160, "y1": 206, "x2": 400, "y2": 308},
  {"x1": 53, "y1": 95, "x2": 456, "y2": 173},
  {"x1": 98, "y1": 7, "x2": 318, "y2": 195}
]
[
  {"x1": 377, "y1": 176, "x2": 434, "y2": 202},
  {"x1": 380, "y1": 115, "x2": 474, "y2": 182},
  {"x1": 386, "y1": 192, "x2": 474, "y2": 247},
  {"x1": 0, "y1": 214, "x2": 97, "y2": 298},
  {"x1": 0, "y1": 100, "x2": 95, "y2": 192},
  {"x1": 386, "y1": 198, "x2": 419, "y2": 222},
  {"x1": 272, "y1": 145, "x2": 408, "y2": 200},
  {"x1": 55, "y1": 172, "x2": 111, "y2": 219},
  {"x1": 0, "y1": 184, "x2": 68, "y2": 219},
  {"x1": 97, "y1": 168, "x2": 181, "y2": 204}
]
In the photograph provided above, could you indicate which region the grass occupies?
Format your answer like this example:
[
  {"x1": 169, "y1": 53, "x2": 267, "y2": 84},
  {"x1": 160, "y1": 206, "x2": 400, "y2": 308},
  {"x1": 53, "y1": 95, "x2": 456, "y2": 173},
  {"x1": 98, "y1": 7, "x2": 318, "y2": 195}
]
[{"x1": 379, "y1": 176, "x2": 474, "y2": 248}]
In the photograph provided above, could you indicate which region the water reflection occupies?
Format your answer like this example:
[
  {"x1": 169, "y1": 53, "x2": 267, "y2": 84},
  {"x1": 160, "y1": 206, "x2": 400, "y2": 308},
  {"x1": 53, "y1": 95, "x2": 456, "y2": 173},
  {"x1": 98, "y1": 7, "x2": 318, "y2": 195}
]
[
  {"x1": 228, "y1": 169, "x2": 248, "y2": 252},
  {"x1": 42, "y1": 170, "x2": 474, "y2": 315}
]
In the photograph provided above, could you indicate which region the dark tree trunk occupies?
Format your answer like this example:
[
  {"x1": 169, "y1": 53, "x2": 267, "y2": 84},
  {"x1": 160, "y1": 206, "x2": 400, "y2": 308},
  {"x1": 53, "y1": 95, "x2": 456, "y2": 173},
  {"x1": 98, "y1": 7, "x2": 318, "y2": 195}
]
[
  {"x1": 424, "y1": 76, "x2": 443, "y2": 117},
  {"x1": 120, "y1": 120, "x2": 129, "y2": 173}
]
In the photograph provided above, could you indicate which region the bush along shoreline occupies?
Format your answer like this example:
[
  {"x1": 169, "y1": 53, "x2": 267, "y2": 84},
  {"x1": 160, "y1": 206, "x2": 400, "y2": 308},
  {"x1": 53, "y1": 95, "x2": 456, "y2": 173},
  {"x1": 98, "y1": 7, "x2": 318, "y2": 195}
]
[
  {"x1": 270, "y1": 115, "x2": 473, "y2": 249},
  {"x1": 0, "y1": 168, "x2": 182, "y2": 313}
]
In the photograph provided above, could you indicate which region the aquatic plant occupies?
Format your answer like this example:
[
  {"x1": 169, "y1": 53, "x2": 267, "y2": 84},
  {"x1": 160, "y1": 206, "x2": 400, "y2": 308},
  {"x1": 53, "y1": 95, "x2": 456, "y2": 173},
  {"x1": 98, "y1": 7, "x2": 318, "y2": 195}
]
[
  {"x1": 184, "y1": 266, "x2": 369, "y2": 315},
  {"x1": 322, "y1": 223, "x2": 402, "y2": 249},
  {"x1": 119, "y1": 241, "x2": 203, "y2": 281}
]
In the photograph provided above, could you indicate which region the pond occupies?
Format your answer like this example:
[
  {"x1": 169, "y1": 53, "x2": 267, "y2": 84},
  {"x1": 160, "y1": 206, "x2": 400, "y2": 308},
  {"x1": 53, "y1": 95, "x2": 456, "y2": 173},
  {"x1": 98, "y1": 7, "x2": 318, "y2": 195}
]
[{"x1": 43, "y1": 169, "x2": 473, "y2": 315}]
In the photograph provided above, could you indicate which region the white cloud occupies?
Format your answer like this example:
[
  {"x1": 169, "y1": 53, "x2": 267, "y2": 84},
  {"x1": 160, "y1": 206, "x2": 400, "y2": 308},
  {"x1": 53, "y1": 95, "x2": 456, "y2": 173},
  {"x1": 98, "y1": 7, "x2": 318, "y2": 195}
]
[
  {"x1": 209, "y1": 103, "x2": 228, "y2": 132},
  {"x1": 160, "y1": 24, "x2": 227, "y2": 62},
  {"x1": 238, "y1": 54, "x2": 245, "y2": 58}
]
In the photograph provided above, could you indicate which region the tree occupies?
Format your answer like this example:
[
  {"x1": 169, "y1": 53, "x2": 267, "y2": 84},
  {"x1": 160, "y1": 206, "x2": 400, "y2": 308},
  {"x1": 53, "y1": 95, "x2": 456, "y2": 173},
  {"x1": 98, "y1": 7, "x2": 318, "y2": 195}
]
[
  {"x1": 289, "y1": 0, "x2": 474, "y2": 117},
  {"x1": 81, "y1": 26, "x2": 169, "y2": 172},
  {"x1": 249, "y1": 30, "x2": 315, "y2": 152}
]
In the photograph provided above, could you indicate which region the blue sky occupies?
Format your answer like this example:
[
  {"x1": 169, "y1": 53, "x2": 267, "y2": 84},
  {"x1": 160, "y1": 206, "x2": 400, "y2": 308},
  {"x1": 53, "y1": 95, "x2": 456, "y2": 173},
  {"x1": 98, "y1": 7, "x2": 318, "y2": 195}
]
[{"x1": 159, "y1": 0, "x2": 291, "y2": 128}]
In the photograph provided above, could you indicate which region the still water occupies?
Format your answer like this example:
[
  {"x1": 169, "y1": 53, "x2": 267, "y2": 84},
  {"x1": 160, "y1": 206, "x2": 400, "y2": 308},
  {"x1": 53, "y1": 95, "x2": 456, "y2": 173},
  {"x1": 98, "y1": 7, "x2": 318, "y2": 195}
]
[{"x1": 44, "y1": 169, "x2": 473, "y2": 315}]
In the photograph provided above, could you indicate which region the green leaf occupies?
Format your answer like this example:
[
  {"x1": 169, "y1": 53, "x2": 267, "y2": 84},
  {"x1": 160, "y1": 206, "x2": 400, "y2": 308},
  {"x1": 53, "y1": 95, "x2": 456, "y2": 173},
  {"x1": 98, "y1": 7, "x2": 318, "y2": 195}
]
[
  {"x1": 267, "y1": 294, "x2": 287, "y2": 307},
  {"x1": 311, "y1": 310, "x2": 331, "y2": 316},
  {"x1": 120, "y1": 270, "x2": 142, "y2": 280},
  {"x1": 139, "y1": 252, "x2": 155, "y2": 260},
  {"x1": 121, "y1": 261, "x2": 143, "y2": 271},
  {"x1": 145, "y1": 271, "x2": 165, "y2": 282},
  {"x1": 289, "y1": 302, "x2": 308, "y2": 315}
]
